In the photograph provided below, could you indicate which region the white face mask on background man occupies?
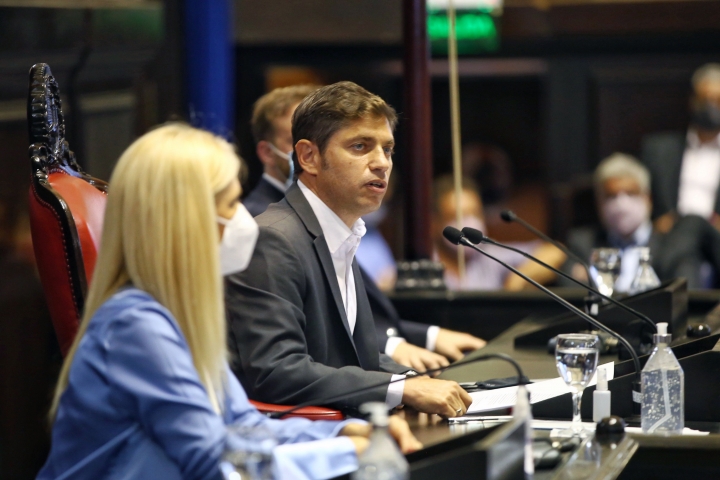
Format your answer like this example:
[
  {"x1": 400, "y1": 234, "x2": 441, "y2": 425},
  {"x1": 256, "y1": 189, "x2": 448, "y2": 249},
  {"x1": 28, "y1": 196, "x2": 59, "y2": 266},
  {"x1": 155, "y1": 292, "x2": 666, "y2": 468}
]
[
  {"x1": 217, "y1": 204, "x2": 259, "y2": 276},
  {"x1": 601, "y1": 192, "x2": 649, "y2": 239},
  {"x1": 267, "y1": 142, "x2": 295, "y2": 189}
]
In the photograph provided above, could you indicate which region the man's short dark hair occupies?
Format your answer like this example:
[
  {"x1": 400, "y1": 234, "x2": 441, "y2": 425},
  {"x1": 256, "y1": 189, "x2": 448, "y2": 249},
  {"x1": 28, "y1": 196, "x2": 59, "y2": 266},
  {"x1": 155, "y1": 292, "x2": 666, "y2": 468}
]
[
  {"x1": 292, "y1": 81, "x2": 398, "y2": 155},
  {"x1": 251, "y1": 85, "x2": 319, "y2": 144}
]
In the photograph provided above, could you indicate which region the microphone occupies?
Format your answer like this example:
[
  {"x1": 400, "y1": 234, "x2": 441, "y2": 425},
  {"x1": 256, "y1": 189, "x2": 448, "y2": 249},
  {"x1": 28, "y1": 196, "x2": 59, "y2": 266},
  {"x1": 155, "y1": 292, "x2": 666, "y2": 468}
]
[
  {"x1": 460, "y1": 227, "x2": 655, "y2": 331},
  {"x1": 269, "y1": 352, "x2": 526, "y2": 419},
  {"x1": 500, "y1": 210, "x2": 596, "y2": 289},
  {"x1": 443, "y1": 226, "x2": 642, "y2": 413}
]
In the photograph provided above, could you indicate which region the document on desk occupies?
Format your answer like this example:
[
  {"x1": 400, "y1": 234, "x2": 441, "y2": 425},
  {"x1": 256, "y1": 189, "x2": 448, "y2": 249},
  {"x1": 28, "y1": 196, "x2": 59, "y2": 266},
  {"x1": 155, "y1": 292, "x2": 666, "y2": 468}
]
[{"x1": 466, "y1": 362, "x2": 615, "y2": 414}]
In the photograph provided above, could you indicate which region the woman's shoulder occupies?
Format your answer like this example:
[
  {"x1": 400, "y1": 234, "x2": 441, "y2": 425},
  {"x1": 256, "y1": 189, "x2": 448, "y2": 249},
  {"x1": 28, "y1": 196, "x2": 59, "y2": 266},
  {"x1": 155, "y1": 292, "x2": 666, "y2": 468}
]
[{"x1": 89, "y1": 287, "x2": 182, "y2": 342}]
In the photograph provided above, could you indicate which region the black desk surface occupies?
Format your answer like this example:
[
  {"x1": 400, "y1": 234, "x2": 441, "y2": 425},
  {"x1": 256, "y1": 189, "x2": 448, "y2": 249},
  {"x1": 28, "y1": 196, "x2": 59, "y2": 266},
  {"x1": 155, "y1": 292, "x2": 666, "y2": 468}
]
[{"x1": 389, "y1": 288, "x2": 720, "y2": 342}]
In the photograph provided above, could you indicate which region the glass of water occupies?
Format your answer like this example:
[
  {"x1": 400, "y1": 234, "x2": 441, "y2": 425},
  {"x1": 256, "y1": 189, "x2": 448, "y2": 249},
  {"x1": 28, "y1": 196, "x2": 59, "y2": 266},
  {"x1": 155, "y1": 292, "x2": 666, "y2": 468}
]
[
  {"x1": 220, "y1": 425, "x2": 277, "y2": 480},
  {"x1": 555, "y1": 334, "x2": 600, "y2": 438},
  {"x1": 589, "y1": 248, "x2": 622, "y2": 297}
]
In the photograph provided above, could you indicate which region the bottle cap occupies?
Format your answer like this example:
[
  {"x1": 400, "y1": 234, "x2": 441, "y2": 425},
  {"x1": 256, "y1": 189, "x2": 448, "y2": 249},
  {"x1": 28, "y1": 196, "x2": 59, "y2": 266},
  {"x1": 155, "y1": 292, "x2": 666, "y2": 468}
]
[
  {"x1": 359, "y1": 402, "x2": 390, "y2": 427},
  {"x1": 597, "y1": 368, "x2": 608, "y2": 391},
  {"x1": 654, "y1": 322, "x2": 672, "y2": 344}
]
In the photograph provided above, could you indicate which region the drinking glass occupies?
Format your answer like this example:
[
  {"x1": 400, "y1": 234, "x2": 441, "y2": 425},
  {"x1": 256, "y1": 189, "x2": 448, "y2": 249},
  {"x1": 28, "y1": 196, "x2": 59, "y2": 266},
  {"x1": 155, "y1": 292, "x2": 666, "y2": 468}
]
[
  {"x1": 589, "y1": 248, "x2": 622, "y2": 297},
  {"x1": 555, "y1": 334, "x2": 600, "y2": 438},
  {"x1": 220, "y1": 425, "x2": 277, "y2": 480}
]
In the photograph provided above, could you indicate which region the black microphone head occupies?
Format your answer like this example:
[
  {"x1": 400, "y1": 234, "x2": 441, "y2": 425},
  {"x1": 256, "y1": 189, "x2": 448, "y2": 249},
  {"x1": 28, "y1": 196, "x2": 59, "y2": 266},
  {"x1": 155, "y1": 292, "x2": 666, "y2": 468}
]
[
  {"x1": 461, "y1": 227, "x2": 486, "y2": 245},
  {"x1": 442, "y1": 226, "x2": 464, "y2": 245},
  {"x1": 500, "y1": 210, "x2": 516, "y2": 223}
]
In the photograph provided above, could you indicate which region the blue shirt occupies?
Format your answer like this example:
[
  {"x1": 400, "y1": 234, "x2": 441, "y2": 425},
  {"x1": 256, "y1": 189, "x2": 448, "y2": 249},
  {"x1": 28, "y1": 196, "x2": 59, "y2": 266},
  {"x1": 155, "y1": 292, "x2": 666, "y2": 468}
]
[{"x1": 38, "y1": 287, "x2": 360, "y2": 480}]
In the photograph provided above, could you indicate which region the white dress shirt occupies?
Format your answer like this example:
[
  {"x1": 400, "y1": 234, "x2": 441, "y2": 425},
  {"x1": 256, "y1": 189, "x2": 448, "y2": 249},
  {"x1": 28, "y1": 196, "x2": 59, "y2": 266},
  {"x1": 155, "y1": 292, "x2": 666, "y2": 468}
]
[
  {"x1": 611, "y1": 220, "x2": 653, "y2": 293},
  {"x1": 298, "y1": 181, "x2": 405, "y2": 408},
  {"x1": 677, "y1": 130, "x2": 720, "y2": 219}
]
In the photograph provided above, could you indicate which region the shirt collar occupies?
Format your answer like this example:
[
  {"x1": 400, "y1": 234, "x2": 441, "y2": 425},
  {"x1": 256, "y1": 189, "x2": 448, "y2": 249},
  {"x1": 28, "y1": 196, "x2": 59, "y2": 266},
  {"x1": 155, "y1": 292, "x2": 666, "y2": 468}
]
[
  {"x1": 687, "y1": 128, "x2": 720, "y2": 149},
  {"x1": 608, "y1": 219, "x2": 653, "y2": 249},
  {"x1": 262, "y1": 173, "x2": 288, "y2": 193},
  {"x1": 298, "y1": 180, "x2": 366, "y2": 254}
]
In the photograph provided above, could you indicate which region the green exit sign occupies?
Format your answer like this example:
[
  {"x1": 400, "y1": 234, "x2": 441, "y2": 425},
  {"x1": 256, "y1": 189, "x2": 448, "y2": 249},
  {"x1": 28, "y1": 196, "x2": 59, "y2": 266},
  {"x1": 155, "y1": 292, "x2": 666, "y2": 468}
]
[{"x1": 427, "y1": 9, "x2": 500, "y2": 55}]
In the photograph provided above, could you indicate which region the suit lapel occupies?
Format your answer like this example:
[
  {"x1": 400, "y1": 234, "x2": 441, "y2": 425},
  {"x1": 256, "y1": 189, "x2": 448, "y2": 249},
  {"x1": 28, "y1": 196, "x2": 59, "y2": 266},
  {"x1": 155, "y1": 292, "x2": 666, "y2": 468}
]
[{"x1": 285, "y1": 184, "x2": 360, "y2": 359}]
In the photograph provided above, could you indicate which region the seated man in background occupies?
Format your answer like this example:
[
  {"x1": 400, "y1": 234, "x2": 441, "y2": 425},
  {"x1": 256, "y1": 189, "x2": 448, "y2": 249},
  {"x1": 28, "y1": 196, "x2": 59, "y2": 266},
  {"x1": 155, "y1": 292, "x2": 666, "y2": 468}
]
[
  {"x1": 432, "y1": 175, "x2": 566, "y2": 290},
  {"x1": 243, "y1": 85, "x2": 486, "y2": 374},
  {"x1": 226, "y1": 81, "x2": 472, "y2": 417},
  {"x1": 642, "y1": 63, "x2": 720, "y2": 232},
  {"x1": 565, "y1": 153, "x2": 720, "y2": 290}
]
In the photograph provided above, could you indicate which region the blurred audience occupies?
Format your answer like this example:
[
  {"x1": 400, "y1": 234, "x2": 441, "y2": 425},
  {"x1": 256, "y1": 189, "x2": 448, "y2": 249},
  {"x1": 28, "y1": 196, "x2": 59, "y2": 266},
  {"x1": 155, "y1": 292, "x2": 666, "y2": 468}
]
[
  {"x1": 642, "y1": 63, "x2": 720, "y2": 233},
  {"x1": 564, "y1": 153, "x2": 720, "y2": 290},
  {"x1": 431, "y1": 175, "x2": 566, "y2": 290}
]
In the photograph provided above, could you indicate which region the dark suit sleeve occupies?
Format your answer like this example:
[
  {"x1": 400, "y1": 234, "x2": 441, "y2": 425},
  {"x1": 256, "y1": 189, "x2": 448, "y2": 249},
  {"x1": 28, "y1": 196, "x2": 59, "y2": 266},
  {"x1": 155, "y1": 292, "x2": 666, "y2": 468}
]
[
  {"x1": 362, "y1": 267, "x2": 432, "y2": 351},
  {"x1": 225, "y1": 227, "x2": 393, "y2": 410}
]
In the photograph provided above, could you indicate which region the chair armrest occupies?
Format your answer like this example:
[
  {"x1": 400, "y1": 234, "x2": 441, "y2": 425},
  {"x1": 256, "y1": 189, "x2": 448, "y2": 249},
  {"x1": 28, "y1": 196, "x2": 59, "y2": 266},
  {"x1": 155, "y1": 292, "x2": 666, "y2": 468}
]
[{"x1": 249, "y1": 400, "x2": 344, "y2": 421}]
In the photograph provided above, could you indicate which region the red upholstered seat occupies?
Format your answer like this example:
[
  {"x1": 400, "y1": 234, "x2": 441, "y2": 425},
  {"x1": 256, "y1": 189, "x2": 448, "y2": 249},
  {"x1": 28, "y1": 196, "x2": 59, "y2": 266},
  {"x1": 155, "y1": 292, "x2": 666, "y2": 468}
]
[{"x1": 26, "y1": 63, "x2": 343, "y2": 421}]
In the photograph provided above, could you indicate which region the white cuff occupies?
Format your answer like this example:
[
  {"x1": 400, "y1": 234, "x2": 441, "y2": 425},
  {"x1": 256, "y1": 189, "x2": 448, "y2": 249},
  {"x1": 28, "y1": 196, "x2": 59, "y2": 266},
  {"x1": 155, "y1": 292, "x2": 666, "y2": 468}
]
[
  {"x1": 426, "y1": 325, "x2": 441, "y2": 352},
  {"x1": 385, "y1": 374, "x2": 406, "y2": 409},
  {"x1": 384, "y1": 336, "x2": 406, "y2": 357}
]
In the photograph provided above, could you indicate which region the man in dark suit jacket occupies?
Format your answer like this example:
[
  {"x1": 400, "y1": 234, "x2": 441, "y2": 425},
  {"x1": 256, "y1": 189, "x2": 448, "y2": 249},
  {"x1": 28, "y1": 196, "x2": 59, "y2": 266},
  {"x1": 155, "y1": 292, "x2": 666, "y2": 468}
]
[
  {"x1": 226, "y1": 82, "x2": 471, "y2": 416},
  {"x1": 642, "y1": 63, "x2": 720, "y2": 228},
  {"x1": 242, "y1": 85, "x2": 486, "y2": 373}
]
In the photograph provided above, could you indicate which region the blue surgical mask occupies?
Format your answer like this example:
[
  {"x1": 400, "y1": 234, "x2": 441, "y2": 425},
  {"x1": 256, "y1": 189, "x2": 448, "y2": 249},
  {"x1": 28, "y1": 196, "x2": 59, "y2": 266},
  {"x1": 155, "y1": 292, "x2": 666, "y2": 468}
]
[{"x1": 268, "y1": 142, "x2": 295, "y2": 189}]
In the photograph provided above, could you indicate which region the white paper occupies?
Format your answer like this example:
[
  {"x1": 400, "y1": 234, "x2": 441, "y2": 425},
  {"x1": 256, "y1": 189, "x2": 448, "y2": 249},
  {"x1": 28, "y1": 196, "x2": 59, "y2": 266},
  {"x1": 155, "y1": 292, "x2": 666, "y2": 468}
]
[{"x1": 466, "y1": 362, "x2": 615, "y2": 414}]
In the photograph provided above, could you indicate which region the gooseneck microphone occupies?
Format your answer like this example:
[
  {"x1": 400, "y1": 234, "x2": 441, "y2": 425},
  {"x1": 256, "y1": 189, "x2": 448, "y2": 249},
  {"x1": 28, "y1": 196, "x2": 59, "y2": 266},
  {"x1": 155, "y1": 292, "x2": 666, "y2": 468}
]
[
  {"x1": 269, "y1": 352, "x2": 525, "y2": 419},
  {"x1": 460, "y1": 227, "x2": 655, "y2": 331},
  {"x1": 443, "y1": 226, "x2": 642, "y2": 412},
  {"x1": 501, "y1": 210, "x2": 596, "y2": 289}
]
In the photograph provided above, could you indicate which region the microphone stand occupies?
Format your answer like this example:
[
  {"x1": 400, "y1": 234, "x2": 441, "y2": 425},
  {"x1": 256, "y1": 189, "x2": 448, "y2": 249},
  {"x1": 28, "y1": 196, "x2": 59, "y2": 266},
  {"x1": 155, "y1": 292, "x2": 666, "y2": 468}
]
[
  {"x1": 460, "y1": 227, "x2": 655, "y2": 331},
  {"x1": 500, "y1": 210, "x2": 605, "y2": 316},
  {"x1": 443, "y1": 227, "x2": 642, "y2": 415},
  {"x1": 269, "y1": 353, "x2": 525, "y2": 419}
]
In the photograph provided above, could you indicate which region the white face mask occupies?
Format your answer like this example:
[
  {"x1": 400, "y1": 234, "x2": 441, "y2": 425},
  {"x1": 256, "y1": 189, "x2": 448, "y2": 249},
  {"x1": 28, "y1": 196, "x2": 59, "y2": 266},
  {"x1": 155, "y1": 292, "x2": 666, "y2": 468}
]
[
  {"x1": 601, "y1": 193, "x2": 649, "y2": 238},
  {"x1": 217, "y1": 204, "x2": 259, "y2": 276},
  {"x1": 267, "y1": 142, "x2": 295, "y2": 189}
]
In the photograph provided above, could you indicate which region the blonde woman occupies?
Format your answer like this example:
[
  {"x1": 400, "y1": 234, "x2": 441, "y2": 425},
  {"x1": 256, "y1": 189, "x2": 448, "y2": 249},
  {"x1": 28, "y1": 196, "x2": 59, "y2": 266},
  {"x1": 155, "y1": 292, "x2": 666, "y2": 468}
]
[{"x1": 37, "y1": 124, "x2": 419, "y2": 480}]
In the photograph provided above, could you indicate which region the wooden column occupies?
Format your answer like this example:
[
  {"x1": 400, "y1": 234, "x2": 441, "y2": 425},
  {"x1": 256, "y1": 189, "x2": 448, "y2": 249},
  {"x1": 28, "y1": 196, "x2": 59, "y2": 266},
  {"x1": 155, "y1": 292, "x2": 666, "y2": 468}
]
[{"x1": 402, "y1": 0, "x2": 433, "y2": 260}]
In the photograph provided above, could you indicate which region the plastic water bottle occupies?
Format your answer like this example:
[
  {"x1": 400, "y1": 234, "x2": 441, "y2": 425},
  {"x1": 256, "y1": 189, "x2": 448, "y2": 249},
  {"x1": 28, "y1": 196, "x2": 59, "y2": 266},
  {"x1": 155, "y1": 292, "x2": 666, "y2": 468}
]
[
  {"x1": 352, "y1": 402, "x2": 409, "y2": 480},
  {"x1": 628, "y1": 247, "x2": 661, "y2": 295},
  {"x1": 641, "y1": 322, "x2": 684, "y2": 434},
  {"x1": 514, "y1": 385, "x2": 534, "y2": 479}
]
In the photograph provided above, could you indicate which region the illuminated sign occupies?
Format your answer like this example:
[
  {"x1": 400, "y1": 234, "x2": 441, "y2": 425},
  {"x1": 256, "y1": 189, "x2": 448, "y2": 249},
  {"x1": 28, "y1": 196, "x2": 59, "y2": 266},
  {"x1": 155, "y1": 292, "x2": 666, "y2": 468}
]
[{"x1": 427, "y1": 0, "x2": 502, "y2": 54}]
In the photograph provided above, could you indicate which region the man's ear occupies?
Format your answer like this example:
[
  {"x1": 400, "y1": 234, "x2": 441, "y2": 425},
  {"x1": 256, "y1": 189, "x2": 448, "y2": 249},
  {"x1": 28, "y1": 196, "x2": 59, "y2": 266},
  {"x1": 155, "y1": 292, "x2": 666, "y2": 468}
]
[
  {"x1": 295, "y1": 139, "x2": 320, "y2": 176},
  {"x1": 256, "y1": 140, "x2": 275, "y2": 168}
]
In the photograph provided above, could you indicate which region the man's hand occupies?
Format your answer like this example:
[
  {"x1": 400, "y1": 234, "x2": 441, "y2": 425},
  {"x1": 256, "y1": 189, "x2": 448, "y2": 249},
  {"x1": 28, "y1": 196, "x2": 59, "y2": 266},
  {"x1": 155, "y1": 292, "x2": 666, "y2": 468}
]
[
  {"x1": 392, "y1": 342, "x2": 449, "y2": 374},
  {"x1": 434, "y1": 329, "x2": 486, "y2": 361},
  {"x1": 341, "y1": 416, "x2": 422, "y2": 455},
  {"x1": 654, "y1": 211, "x2": 677, "y2": 234},
  {"x1": 401, "y1": 377, "x2": 472, "y2": 417}
]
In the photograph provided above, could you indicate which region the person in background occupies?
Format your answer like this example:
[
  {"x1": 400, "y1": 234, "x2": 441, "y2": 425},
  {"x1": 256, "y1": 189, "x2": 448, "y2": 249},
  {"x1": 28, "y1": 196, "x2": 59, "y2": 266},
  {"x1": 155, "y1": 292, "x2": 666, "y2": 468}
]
[
  {"x1": 642, "y1": 63, "x2": 720, "y2": 233},
  {"x1": 38, "y1": 124, "x2": 420, "y2": 480},
  {"x1": 244, "y1": 84, "x2": 319, "y2": 217},
  {"x1": 226, "y1": 82, "x2": 473, "y2": 417},
  {"x1": 565, "y1": 153, "x2": 720, "y2": 290},
  {"x1": 431, "y1": 175, "x2": 566, "y2": 291},
  {"x1": 243, "y1": 86, "x2": 486, "y2": 375}
]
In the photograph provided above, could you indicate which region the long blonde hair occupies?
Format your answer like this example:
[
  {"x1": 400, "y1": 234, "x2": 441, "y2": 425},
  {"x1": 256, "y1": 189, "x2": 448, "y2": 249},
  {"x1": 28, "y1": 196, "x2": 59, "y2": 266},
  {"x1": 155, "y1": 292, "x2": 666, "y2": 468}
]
[{"x1": 50, "y1": 123, "x2": 240, "y2": 418}]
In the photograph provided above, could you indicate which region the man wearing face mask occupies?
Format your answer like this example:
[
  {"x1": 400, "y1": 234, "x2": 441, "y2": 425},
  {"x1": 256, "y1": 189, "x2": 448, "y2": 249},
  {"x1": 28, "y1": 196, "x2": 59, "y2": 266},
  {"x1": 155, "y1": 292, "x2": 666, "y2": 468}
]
[
  {"x1": 642, "y1": 63, "x2": 720, "y2": 233},
  {"x1": 565, "y1": 153, "x2": 720, "y2": 290},
  {"x1": 243, "y1": 85, "x2": 319, "y2": 217},
  {"x1": 226, "y1": 82, "x2": 473, "y2": 417},
  {"x1": 431, "y1": 175, "x2": 566, "y2": 290}
]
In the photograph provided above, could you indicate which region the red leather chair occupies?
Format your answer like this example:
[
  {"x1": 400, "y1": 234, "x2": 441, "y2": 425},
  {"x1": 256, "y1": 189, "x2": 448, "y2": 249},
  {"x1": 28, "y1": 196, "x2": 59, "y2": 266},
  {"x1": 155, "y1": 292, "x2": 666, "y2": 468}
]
[{"x1": 26, "y1": 63, "x2": 342, "y2": 421}]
